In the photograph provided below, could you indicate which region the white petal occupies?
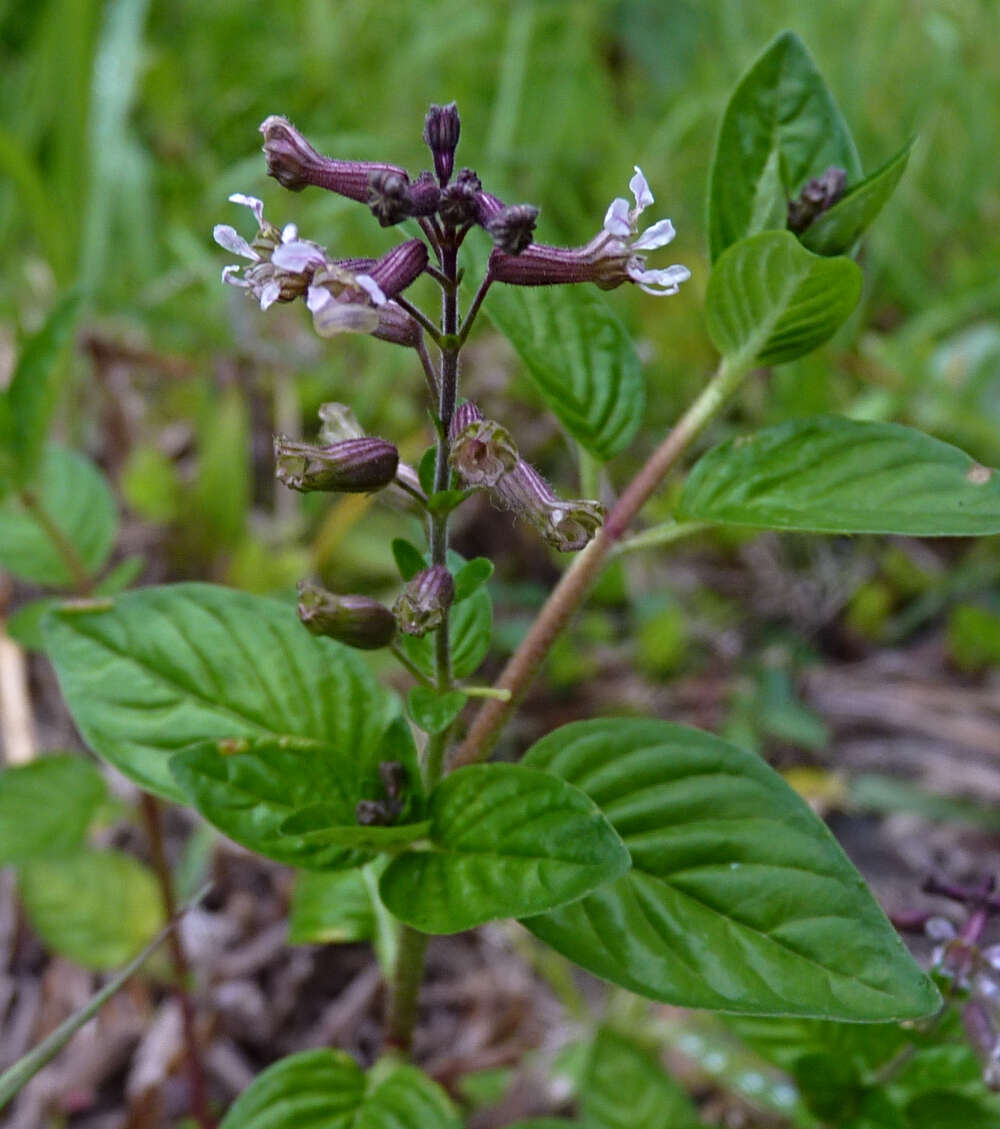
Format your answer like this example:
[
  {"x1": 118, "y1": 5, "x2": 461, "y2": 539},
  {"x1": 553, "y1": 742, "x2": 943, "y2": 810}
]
[
  {"x1": 312, "y1": 300, "x2": 381, "y2": 337},
  {"x1": 628, "y1": 262, "x2": 691, "y2": 295},
  {"x1": 228, "y1": 193, "x2": 265, "y2": 226},
  {"x1": 272, "y1": 240, "x2": 324, "y2": 272},
  {"x1": 631, "y1": 217, "x2": 676, "y2": 251},
  {"x1": 221, "y1": 265, "x2": 249, "y2": 287},
  {"x1": 213, "y1": 225, "x2": 259, "y2": 260},
  {"x1": 306, "y1": 284, "x2": 332, "y2": 313},
  {"x1": 603, "y1": 197, "x2": 632, "y2": 237},
  {"x1": 281, "y1": 222, "x2": 298, "y2": 244},
  {"x1": 259, "y1": 279, "x2": 281, "y2": 310},
  {"x1": 355, "y1": 274, "x2": 387, "y2": 306},
  {"x1": 629, "y1": 166, "x2": 653, "y2": 213}
]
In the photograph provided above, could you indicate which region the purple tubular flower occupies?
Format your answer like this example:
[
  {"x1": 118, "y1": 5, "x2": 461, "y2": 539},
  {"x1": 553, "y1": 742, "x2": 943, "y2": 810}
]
[
  {"x1": 493, "y1": 460, "x2": 605, "y2": 552},
  {"x1": 297, "y1": 583, "x2": 397, "y2": 650},
  {"x1": 372, "y1": 302, "x2": 422, "y2": 348},
  {"x1": 366, "y1": 239, "x2": 428, "y2": 299},
  {"x1": 394, "y1": 565, "x2": 455, "y2": 636},
  {"x1": 261, "y1": 115, "x2": 408, "y2": 203},
  {"x1": 449, "y1": 402, "x2": 519, "y2": 487},
  {"x1": 274, "y1": 436, "x2": 399, "y2": 493}
]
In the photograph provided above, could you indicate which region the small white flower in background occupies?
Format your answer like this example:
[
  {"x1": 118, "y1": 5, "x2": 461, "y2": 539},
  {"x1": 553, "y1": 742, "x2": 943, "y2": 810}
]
[{"x1": 601, "y1": 167, "x2": 691, "y2": 296}]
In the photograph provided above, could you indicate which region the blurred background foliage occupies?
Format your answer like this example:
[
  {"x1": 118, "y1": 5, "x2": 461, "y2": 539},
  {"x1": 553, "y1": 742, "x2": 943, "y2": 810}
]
[{"x1": 2, "y1": 0, "x2": 999, "y2": 701}]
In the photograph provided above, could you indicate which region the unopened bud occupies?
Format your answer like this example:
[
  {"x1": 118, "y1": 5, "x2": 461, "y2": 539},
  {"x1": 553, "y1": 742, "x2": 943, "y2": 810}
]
[
  {"x1": 494, "y1": 460, "x2": 605, "y2": 552},
  {"x1": 274, "y1": 435, "x2": 399, "y2": 493},
  {"x1": 367, "y1": 239, "x2": 428, "y2": 298},
  {"x1": 423, "y1": 102, "x2": 461, "y2": 186},
  {"x1": 368, "y1": 169, "x2": 412, "y2": 227},
  {"x1": 449, "y1": 405, "x2": 519, "y2": 487},
  {"x1": 260, "y1": 115, "x2": 408, "y2": 204},
  {"x1": 406, "y1": 171, "x2": 442, "y2": 217},
  {"x1": 297, "y1": 583, "x2": 397, "y2": 650},
  {"x1": 486, "y1": 204, "x2": 540, "y2": 255},
  {"x1": 438, "y1": 168, "x2": 482, "y2": 227},
  {"x1": 373, "y1": 301, "x2": 423, "y2": 348},
  {"x1": 787, "y1": 166, "x2": 848, "y2": 233},
  {"x1": 394, "y1": 565, "x2": 455, "y2": 636}
]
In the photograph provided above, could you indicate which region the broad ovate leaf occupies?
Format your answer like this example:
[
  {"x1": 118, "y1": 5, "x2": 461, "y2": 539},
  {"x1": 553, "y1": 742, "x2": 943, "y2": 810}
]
[
  {"x1": 522, "y1": 719, "x2": 940, "y2": 1020},
  {"x1": 0, "y1": 755, "x2": 106, "y2": 863},
  {"x1": 486, "y1": 283, "x2": 644, "y2": 462},
  {"x1": 706, "y1": 231, "x2": 861, "y2": 368},
  {"x1": 0, "y1": 444, "x2": 116, "y2": 586},
  {"x1": 18, "y1": 849, "x2": 162, "y2": 970},
  {"x1": 218, "y1": 1049, "x2": 460, "y2": 1129},
  {"x1": 708, "y1": 30, "x2": 861, "y2": 261},
  {"x1": 379, "y1": 763, "x2": 630, "y2": 934},
  {"x1": 678, "y1": 416, "x2": 1000, "y2": 536},
  {"x1": 43, "y1": 583, "x2": 397, "y2": 802}
]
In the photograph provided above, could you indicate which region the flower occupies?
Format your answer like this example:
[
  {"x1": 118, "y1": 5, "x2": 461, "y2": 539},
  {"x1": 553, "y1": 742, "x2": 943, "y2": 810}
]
[{"x1": 489, "y1": 166, "x2": 690, "y2": 296}]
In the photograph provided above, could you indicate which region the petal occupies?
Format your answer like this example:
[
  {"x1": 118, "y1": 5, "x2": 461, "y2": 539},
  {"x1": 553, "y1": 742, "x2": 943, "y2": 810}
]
[
  {"x1": 355, "y1": 274, "x2": 387, "y2": 306},
  {"x1": 312, "y1": 299, "x2": 381, "y2": 338},
  {"x1": 221, "y1": 265, "x2": 249, "y2": 287},
  {"x1": 213, "y1": 225, "x2": 259, "y2": 260},
  {"x1": 306, "y1": 284, "x2": 332, "y2": 313},
  {"x1": 628, "y1": 262, "x2": 691, "y2": 295},
  {"x1": 228, "y1": 193, "x2": 265, "y2": 226},
  {"x1": 281, "y1": 222, "x2": 298, "y2": 244},
  {"x1": 259, "y1": 279, "x2": 282, "y2": 310},
  {"x1": 272, "y1": 240, "x2": 324, "y2": 272},
  {"x1": 629, "y1": 166, "x2": 653, "y2": 213},
  {"x1": 603, "y1": 197, "x2": 632, "y2": 237},
  {"x1": 631, "y1": 217, "x2": 676, "y2": 251}
]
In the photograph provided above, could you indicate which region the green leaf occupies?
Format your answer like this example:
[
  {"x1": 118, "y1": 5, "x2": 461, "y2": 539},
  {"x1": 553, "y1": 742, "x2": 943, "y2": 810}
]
[
  {"x1": 407, "y1": 686, "x2": 467, "y2": 734},
  {"x1": 43, "y1": 583, "x2": 397, "y2": 802},
  {"x1": 793, "y1": 1051, "x2": 864, "y2": 1122},
  {"x1": 486, "y1": 284, "x2": 644, "y2": 462},
  {"x1": 5, "y1": 291, "x2": 82, "y2": 488},
  {"x1": 400, "y1": 583, "x2": 491, "y2": 680},
  {"x1": 522, "y1": 719, "x2": 940, "y2": 1020},
  {"x1": 0, "y1": 444, "x2": 117, "y2": 586},
  {"x1": 18, "y1": 849, "x2": 163, "y2": 970},
  {"x1": 170, "y1": 737, "x2": 372, "y2": 870},
  {"x1": 391, "y1": 537, "x2": 425, "y2": 581},
  {"x1": 707, "y1": 30, "x2": 861, "y2": 261},
  {"x1": 802, "y1": 139, "x2": 914, "y2": 257},
  {"x1": 678, "y1": 416, "x2": 1000, "y2": 536},
  {"x1": 906, "y1": 1091, "x2": 1000, "y2": 1129},
  {"x1": 4, "y1": 597, "x2": 60, "y2": 652},
  {"x1": 417, "y1": 446, "x2": 436, "y2": 495},
  {"x1": 453, "y1": 556, "x2": 494, "y2": 601},
  {"x1": 379, "y1": 763, "x2": 630, "y2": 934},
  {"x1": 0, "y1": 755, "x2": 106, "y2": 863},
  {"x1": 95, "y1": 553, "x2": 145, "y2": 594},
  {"x1": 581, "y1": 1029, "x2": 700, "y2": 1129},
  {"x1": 217, "y1": 1050, "x2": 460, "y2": 1129},
  {"x1": 288, "y1": 868, "x2": 376, "y2": 945},
  {"x1": 706, "y1": 231, "x2": 862, "y2": 368}
]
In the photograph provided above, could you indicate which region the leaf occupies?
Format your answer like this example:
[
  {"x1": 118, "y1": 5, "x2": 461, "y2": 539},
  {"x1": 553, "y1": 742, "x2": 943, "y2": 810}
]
[
  {"x1": 43, "y1": 583, "x2": 397, "y2": 802},
  {"x1": 581, "y1": 1029, "x2": 700, "y2": 1129},
  {"x1": 453, "y1": 556, "x2": 494, "y2": 601},
  {"x1": 18, "y1": 849, "x2": 163, "y2": 970},
  {"x1": 521, "y1": 718, "x2": 940, "y2": 1020},
  {"x1": 379, "y1": 763, "x2": 630, "y2": 934},
  {"x1": 288, "y1": 868, "x2": 376, "y2": 945},
  {"x1": 706, "y1": 231, "x2": 862, "y2": 368},
  {"x1": 407, "y1": 686, "x2": 467, "y2": 734},
  {"x1": 707, "y1": 30, "x2": 861, "y2": 261},
  {"x1": 400, "y1": 584, "x2": 492, "y2": 680},
  {"x1": 802, "y1": 139, "x2": 914, "y2": 257},
  {"x1": 906, "y1": 1091, "x2": 1000, "y2": 1129},
  {"x1": 5, "y1": 597, "x2": 60, "y2": 652},
  {"x1": 678, "y1": 416, "x2": 1000, "y2": 536},
  {"x1": 0, "y1": 444, "x2": 117, "y2": 586},
  {"x1": 5, "y1": 291, "x2": 82, "y2": 488},
  {"x1": 391, "y1": 537, "x2": 425, "y2": 580},
  {"x1": 217, "y1": 1050, "x2": 460, "y2": 1129},
  {"x1": 486, "y1": 283, "x2": 644, "y2": 462},
  {"x1": 0, "y1": 755, "x2": 106, "y2": 863}
]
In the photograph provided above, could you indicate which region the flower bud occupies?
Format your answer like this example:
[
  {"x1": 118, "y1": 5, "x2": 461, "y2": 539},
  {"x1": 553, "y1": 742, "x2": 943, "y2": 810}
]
[
  {"x1": 406, "y1": 171, "x2": 442, "y2": 217},
  {"x1": 449, "y1": 403, "x2": 519, "y2": 487},
  {"x1": 297, "y1": 583, "x2": 397, "y2": 650},
  {"x1": 787, "y1": 166, "x2": 848, "y2": 233},
  {"x1": 260, "y1": 115, "x2": 408, "y2": 204},
  {"x1": 438, "y1": 168, "x2": 482, "y2": 227},
  {"x1": 274, "y1": 436, "x2": 399, "y2": 493},
  {"x1": 394, "y1": 565, "x2": 455, "y2": 636},
  {"x1": 494, "y1": 459, "x2": 605, "y2": 552},
  {"x1": 368, "y1": 168, "x2": 412, "y2": 227},
  {"x1": 486, "y1": 204, "x2": 540, "y2": 255},
  {"x1": 367, "y1": 239, "x2": 428, "y2": 299},
  {"x1": 373, "y1": 301, "x2": 422, "y2": 348},
  {"x1": 423, "y1": 102, "x2": 461, "y2": 186}
]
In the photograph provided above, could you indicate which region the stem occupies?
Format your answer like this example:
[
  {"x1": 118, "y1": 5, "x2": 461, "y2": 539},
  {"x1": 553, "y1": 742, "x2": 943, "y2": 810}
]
[
  {"x1": 458, "y1": 270, "x2": 493, "y2": 343},
  {"x1": 415, "y1": 335, "x2": 440, "y2": 402},
  {"x1": 394, "y1": 295, "x2": 442, "y2": 343},
  {"x1": 383, "y1": 927, "x2": 430, "y2": 1053},
  {"x1": 390, "y1": 642, "x2": 435, "y2": 688},
  {"x1": 452, "y1": 358, "x2": 748, "y2": 768},
  {"x1": 19, "y1": 490, "x2": 93, "y2": 596},
  {"x1": 139, "y1": 794, "x2": 215, "y2": 1129}
]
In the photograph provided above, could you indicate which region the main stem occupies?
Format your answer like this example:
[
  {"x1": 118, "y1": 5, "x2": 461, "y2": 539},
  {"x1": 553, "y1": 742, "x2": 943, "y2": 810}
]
[
  {"x1": 385, "y1": 234, "x2": 462, "y2": 1055},
  {"x1": 452, "y1": 357, "x2": 747, "y2": 768}
]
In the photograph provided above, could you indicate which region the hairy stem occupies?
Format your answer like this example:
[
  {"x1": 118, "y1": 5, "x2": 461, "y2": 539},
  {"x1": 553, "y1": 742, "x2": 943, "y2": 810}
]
[
  {"x1": 452, "y1": 357, "x2": 748, "y2": 768},
  {"x1": 139, "y1": 794, "x2": 215, "y2": 1128}
]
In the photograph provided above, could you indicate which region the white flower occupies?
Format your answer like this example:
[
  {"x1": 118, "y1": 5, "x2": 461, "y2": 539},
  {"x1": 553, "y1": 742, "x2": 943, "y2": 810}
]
[{"x1": 599, "y1": 166, "x2": 691, "y2": 296}]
